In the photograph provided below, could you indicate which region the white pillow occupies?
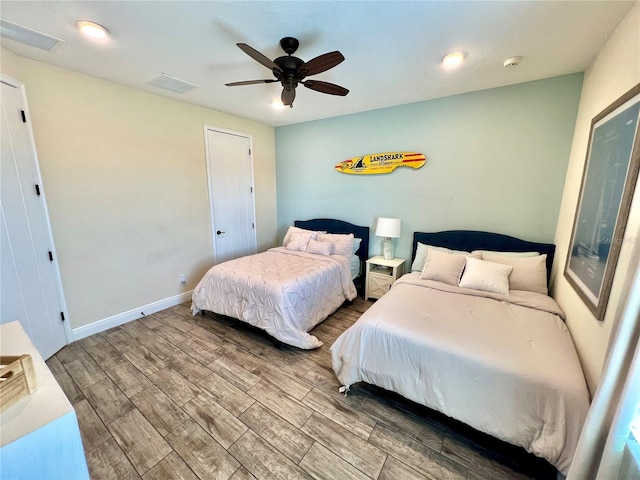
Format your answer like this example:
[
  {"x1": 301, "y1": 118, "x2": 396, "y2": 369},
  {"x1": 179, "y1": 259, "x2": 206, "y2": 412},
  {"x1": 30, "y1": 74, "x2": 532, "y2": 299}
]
[
  {"x1": 411, "y1": 243, "x2": 480, "y2": 272},
  {"x1": 420, "y1": 249, "x2": 467, "y2": 285},
  {"x1": 349, "y1": 254, "x2": 360, "y2": 278},
  {"x1": 283, "y1": 226, "x2": 323, "y2": 247},
  {"x1": 481, "y1": 252, "x2": 548, "y2": 294},
  {"x1": 475, "y1": 250, "x2": 540, "y2": 258},
  {"x1": 306, "y1": 238, "x2": 333, "y2": 256},
  {"x1": 458, "y1": 257, "x2": 513, "y2": 295},
  {"x1": 317, "y1": 232, "x2": 354, "y2": 258},
  {"x1": 286, "y1": 231, "x2": 315, "y2": 251},
  {"x1": 352, "y1": 237, "x2": 362, "y2": 254}
]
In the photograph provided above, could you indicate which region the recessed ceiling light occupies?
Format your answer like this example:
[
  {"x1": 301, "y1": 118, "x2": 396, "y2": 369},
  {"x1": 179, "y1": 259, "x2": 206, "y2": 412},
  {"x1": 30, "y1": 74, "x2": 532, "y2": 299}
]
[
  {"x1": 76, "y1": 20, "x2": 109, "y2": 40},
  {"x1": 441, "y1": 52, "x2": 466, "y2": 68}
]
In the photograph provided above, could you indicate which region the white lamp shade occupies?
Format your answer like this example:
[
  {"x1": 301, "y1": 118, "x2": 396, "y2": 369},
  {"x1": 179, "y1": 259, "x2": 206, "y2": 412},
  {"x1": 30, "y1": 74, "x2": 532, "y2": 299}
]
[{"x1": 375, "y1": 217, "x2": 401, "y2": 238}]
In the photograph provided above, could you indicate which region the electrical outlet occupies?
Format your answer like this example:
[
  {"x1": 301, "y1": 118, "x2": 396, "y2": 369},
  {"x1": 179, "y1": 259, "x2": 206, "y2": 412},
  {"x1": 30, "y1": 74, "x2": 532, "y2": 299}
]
[{"x1": 179, "y1": 273, "x2": 186, "y2": 284}]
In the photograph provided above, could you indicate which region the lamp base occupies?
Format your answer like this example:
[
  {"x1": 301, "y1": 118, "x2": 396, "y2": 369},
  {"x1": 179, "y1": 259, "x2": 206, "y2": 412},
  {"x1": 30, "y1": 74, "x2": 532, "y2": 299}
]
[{"x1": 382, "y1": 237, "x2": 393, "y2": 260}]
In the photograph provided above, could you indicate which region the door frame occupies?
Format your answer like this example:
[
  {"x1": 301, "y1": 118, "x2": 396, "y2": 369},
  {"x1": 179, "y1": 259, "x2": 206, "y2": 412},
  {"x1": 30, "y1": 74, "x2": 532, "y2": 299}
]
[
  {"x1": 203, "y1": 125, "x2": 257, "y2": 263},
  {"x1": 1, "y1": 74, "x2": 72, "y2": 344}
]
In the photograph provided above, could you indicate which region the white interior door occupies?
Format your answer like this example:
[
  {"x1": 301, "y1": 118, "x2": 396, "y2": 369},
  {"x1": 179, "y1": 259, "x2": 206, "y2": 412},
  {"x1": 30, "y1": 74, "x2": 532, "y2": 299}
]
[
  {"x1": 205, "y1": 127, "x2": 257, "y2": 264},
  {"x1": 1, "y1": 77, "x2": 70, "y2": 359}
]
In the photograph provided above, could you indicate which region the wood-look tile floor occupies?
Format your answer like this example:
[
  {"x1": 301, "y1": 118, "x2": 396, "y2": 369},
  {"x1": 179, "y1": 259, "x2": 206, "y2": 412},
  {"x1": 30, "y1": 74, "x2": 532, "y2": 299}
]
[{"x1": 48, "y1": 298, "x2": 557, "y2": 480}]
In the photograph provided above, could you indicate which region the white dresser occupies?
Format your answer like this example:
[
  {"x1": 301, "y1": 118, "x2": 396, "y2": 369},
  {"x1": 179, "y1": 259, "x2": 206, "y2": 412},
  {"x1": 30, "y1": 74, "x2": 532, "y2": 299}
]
[{"x1": 0, "y1": 321, "x2": 89, "y2": 479}]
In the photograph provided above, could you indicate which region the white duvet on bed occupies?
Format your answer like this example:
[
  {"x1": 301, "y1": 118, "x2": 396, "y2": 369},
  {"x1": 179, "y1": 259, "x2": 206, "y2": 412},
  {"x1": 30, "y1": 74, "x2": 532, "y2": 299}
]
[
  {"x1": 331, "y1": 273, "x2": 590, "y2": 474},
  {"x1": 192, "y1": 247, "x2": 356, "y2": 349}
]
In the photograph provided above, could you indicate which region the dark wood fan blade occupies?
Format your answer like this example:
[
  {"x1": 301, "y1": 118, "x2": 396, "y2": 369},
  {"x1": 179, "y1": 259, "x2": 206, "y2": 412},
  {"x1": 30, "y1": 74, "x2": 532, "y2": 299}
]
[
  {"x1": 303, "y1": 80, "x2": 349, "y2": 96},
  {"x1": 299, "y1": 51, "x2": 345, "y2": 77},
  {"x1": 236, "y1": 43, "x2": 283, "y2": 74},
  {"x1": 281, "y1": 87, "x2": 296, "y2": 106},
  {"x1": 225, "y1": 79, "x2": 278, "y2": 86}
]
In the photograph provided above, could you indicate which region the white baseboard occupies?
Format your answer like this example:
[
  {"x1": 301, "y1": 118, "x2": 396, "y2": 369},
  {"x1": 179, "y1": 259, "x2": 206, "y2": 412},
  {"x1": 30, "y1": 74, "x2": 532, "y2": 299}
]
[{"x1": 71, "y1": 291, "x2": 193, "y2": 341}]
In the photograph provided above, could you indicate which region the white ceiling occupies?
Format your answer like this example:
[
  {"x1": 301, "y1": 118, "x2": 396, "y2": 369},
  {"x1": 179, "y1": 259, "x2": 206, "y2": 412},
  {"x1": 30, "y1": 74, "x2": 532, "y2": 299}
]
[{"x1": 0, "y1": 1, "x2": 635, "y2": 127}]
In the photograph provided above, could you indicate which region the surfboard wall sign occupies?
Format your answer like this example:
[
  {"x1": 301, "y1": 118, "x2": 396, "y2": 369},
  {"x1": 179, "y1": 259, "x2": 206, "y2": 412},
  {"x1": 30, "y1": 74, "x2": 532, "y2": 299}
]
[{"x1": 335, "y1": 152, "x2": 426, "y2": 175}]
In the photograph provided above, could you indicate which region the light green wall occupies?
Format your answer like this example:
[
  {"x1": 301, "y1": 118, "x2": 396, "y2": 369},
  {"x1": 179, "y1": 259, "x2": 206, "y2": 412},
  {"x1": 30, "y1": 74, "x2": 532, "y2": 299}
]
[{"x1": 276, "y1": 74, "x2": 583, "y2": 264}]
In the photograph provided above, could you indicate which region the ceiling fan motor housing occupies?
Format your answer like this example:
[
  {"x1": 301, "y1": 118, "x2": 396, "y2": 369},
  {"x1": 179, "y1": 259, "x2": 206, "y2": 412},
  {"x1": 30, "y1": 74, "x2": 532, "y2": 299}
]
[
  {"x1": 227, "y1": 36, "x2": 348, "y2": 108},
  {"x1": 280, "y1": 37, "x2": 299, "y2": 55}
]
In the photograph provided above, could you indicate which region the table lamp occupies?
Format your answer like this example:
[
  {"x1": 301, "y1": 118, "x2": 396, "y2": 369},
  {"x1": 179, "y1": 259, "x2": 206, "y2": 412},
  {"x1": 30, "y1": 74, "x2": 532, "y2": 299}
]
[{"x1": 375, "y1": 217, "x2": 401, "y2": 260}]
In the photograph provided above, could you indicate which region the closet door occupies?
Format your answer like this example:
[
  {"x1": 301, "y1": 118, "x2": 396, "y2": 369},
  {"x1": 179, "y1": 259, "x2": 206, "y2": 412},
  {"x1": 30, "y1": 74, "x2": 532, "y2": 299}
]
[
  {"x1": 1, "y1": 77, "x2": 69, "y2": 359},
  {"x1": 205, "y1": 126, "x2": 257, "y2": 264}
]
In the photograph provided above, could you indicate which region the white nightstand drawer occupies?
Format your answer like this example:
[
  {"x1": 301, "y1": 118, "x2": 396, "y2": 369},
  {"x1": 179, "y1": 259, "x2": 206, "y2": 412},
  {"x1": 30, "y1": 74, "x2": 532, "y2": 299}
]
[{"x1": 369, "y1": 273, "x2": 393, "y2": 298}]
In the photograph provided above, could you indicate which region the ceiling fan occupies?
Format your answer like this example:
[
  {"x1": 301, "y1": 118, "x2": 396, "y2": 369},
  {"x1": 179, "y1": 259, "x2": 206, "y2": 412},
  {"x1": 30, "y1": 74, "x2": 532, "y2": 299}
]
[{"x1": 225, "y1": 37, "x2": 349, "y2": 108}]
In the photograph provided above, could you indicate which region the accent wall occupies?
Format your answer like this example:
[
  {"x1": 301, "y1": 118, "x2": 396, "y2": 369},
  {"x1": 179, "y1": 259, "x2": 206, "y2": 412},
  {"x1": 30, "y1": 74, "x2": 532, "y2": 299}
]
[{"x1": 276, "y1": 74, "x2": 583, "y2": 264}]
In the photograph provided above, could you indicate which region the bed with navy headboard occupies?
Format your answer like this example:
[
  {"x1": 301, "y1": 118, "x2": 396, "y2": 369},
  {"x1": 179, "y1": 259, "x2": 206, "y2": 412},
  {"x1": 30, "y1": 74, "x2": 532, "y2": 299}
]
[
  {"x1": 331, "y1": 230, "x2": 589, "y2": 475},
  {"x1": 192, "y1": 218, "x2": 369, "y2": 349}
]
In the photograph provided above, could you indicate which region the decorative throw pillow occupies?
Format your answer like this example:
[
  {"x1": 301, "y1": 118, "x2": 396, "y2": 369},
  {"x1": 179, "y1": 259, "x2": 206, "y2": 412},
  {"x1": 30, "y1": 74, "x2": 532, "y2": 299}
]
[
  {"x1": 412, "y1": 243, "x2": 449, "y2": 272},
  {"x1": 458, "y1": 257, "x2": 513, "y2": 295},
  {"x1": 481, "y1": 252, "x2": 548, "y2": 294},
  {"x1": 286, "y1": 231, "x2": 315, "y2": 251},
  {"x1": 283, "y1": 226, "x2": 323, "y2": 247},
  {"x1": 411, "y1": 243, "x2": 480, "y2": 272},
  {"x1": 420, "y1": 249, "x2": 467, "y2": 285},
  {"x1": 306, "y1": 239, "x2": 333, "y2": 256},
  {"x1": 317, "y1": 232, "x2": 355, "y2": 258}
]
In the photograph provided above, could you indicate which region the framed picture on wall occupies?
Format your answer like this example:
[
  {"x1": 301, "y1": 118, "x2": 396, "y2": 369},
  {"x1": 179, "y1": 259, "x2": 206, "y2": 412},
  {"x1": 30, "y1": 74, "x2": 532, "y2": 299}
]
[{"x1": 564, "y1": 83, "x2": 640, "y2": 321}]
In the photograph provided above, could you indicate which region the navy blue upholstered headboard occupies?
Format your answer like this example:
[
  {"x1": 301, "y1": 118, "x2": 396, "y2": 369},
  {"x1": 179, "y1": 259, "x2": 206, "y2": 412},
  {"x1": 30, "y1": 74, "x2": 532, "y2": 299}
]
[
  {"x1": 294, "y1": 218, "x2": 369, "y2": 265},
  {"x1": 412, "y1": 230, "x2": 555, "y2": 283}
]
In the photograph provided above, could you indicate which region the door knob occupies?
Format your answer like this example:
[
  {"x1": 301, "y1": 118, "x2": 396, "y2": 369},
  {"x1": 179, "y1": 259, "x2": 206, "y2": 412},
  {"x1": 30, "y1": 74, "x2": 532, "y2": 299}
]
[{"x1": 216, "y1": 230, "x2": 225, "y2": 235}]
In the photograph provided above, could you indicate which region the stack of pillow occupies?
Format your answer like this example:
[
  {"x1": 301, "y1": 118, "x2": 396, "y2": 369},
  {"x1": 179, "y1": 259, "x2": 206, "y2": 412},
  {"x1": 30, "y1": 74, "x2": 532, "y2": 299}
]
[
  {"x1": 411, "y1": 242, "x2": 548, "y2": 295},
  {"x1": 282, "y1": 226, "x2": 361, "y2": 260}
]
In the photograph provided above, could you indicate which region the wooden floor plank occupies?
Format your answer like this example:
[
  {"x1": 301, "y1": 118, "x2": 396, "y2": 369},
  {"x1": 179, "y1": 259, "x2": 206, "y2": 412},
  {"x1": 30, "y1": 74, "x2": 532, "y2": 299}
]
[
  {"x1": 182, "y1": 393, "x2": 248, "y2": 449},
  {"x1": 301, "y1": 387, "x2": 375, "y2": 440},
  {"x1": 239, "y1": 402, "x2": 314, "y2": 464},
  {"x1": 164, "y1": 350, "x2": 212, "y2": 384},
  {"x1": 65, "y1": 354, "x2": 107, "y2": 390},
  {"x1": 106, "y1": 360, "x2": 153, "y2": 398},
  {"x1": 228, "y1": 430, "x2": 312, "y2": 480},
  {"x1": 72, "y1": 301, "x2": 554, "y2": 480},
  {"x1": 301, "y1": 412, "x2": 387, "y2": 479},
  {"x1": 299, "y1": 442, "x2": 370, "y2": 480},
  {"x1": 148, "y1": 367, "x2": 201, "y2": 406},
  {"x1": 74, "y1": 398, "x2": 111, "y2": 452},
  {"x1": 166, "y1": 419, "x2": 239, "y2": 480},
  {"x1": 83, "y1": 377, "x2": 134, "y2": 424},
  {"x1": 85, "y1": 437, "x2": 141, "y2": 480},
  {"x1": 209, "y1": 356, "x2": 261, "y2": 392},
  {"x1": 197, "y1": 371, "x2": 255, "y2": 417},
  {"x1": 142, "y1": 451, "x2": 199, "y2": 480},
  {"x1": 368, "y1": 422, "x2": 466, "y2": 480},
  {"x1": 130, "y1": 385, "x2": 190, "y2": 437},
  {"x1": 108, "y1": 408, "x2": 173, "y2": 475},
  {"x1": 247, "y1": 379, "x2": 313, "y2": 428}
]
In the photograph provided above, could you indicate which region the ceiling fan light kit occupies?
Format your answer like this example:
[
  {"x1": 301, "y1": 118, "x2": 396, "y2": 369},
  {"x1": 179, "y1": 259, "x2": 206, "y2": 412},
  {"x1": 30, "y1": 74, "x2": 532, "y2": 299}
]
[{"x1": 226, "y1": 37, "x2": 349, "y2": 108}]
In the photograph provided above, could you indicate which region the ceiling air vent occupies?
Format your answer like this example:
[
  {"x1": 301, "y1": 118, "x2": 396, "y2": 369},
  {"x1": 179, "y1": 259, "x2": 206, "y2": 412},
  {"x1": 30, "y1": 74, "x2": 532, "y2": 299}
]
[
  {"x1": 0, "y1": 19, "x2": 63, "y2": 51},
  {"x1": 149, "y1": 73, "x2": 199, "y2": 94}
]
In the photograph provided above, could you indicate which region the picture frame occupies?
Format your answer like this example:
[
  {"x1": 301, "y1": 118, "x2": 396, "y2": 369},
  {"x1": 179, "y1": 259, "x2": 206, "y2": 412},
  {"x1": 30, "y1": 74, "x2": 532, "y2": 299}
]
[{"x1": 564, "y1": 83, "x2": 640, "y2": 320}]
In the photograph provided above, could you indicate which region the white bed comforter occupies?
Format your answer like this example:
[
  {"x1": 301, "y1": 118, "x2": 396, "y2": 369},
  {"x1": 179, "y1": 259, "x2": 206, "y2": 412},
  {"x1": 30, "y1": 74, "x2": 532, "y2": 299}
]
[
  {"x1": 192, "y1": 247, "x2": 356, "y2": 349},
  {"x1": 331, "y1": 273, "x2": 590, "y2": 474}
]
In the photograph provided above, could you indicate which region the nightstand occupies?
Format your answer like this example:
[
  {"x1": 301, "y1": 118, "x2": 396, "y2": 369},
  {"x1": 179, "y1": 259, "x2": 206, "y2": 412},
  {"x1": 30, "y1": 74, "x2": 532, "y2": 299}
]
[{"x1": 365, "y1": 256, "x2": 405, "y2": 300}]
